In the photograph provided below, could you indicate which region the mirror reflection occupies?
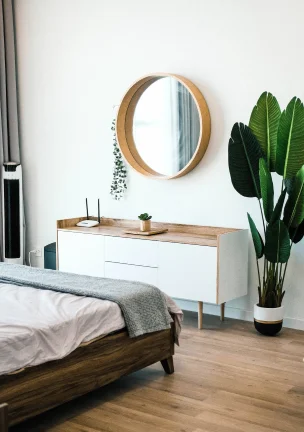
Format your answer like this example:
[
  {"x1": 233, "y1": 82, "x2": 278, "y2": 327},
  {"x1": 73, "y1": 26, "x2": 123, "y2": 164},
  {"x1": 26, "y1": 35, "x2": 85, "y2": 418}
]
[{"x1": 132, "y1": 77, "x2": 200, "y2": 176}]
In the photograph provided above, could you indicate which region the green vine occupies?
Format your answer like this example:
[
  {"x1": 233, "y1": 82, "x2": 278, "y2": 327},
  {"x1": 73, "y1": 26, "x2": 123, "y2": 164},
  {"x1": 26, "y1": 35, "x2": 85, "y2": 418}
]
[{"x1": 110, "y1": 119, "x2": 127, "y2": 200}]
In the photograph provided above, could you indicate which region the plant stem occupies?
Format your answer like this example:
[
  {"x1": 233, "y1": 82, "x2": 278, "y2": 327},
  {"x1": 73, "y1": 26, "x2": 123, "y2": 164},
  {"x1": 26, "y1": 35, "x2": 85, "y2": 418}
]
[
  {"x1": 275, "y1": 261, "x2": 279, "y2": 285},
  {"x1": 263, "y1": 257, "x2": 266, "y2": 287},
  {"x1": 258, "y1": 199, "x2": 266, "y2": 235},
  {"x1": 279, "y1": 262, "x2": 283, "y2": 282},
  {"x1": 257, "y1": 198, "x2": 266, "y2": 304},
  {"x1": 256, "y1": 259, "x2": 261, "y2": 289},
  {"x1": 282, "y1": 261, "x2": 289, "y2": 286},
  {"x1": 282, "y1": 244, "x2": 293, "y2": 287}
]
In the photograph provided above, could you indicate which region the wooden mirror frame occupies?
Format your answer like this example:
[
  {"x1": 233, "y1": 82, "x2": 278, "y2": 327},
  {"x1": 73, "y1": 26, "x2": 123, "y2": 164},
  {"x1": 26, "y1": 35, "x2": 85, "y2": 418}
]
[{"x1": 116, "y1": 73, "x2": 211, "y2": 180}]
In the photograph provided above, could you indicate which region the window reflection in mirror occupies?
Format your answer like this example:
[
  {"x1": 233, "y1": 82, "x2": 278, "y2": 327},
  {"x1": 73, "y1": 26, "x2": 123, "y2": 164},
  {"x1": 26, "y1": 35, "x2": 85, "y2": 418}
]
[{"x1": 133, "y1": 77, "x2": 200, "y2": 176}]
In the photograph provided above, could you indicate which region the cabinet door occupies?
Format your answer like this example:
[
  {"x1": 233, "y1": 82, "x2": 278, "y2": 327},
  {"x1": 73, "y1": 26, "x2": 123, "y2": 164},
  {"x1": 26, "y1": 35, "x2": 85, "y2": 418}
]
[
  {"x1": 58, "y1": 231, "x2": 105, "y2": 277},
  {"x1": 105, "y1": 262, "x2": 158, "y2": 286},
  {"x1": 159, "y1": 242, "x2": 217, "y2": 303}
]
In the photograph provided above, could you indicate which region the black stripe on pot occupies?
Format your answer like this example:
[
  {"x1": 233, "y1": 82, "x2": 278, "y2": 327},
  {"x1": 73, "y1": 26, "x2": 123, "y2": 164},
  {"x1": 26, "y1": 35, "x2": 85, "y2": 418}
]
[{"x1": 254, "y1": 319, "x2": 283, "y2": 336}]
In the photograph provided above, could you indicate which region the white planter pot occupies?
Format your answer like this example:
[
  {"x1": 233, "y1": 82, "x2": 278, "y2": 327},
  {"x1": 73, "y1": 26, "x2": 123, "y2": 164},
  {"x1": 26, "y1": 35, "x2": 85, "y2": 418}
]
[{"x1": 254, "y1": 304, "x2": 284, "y2": 336}]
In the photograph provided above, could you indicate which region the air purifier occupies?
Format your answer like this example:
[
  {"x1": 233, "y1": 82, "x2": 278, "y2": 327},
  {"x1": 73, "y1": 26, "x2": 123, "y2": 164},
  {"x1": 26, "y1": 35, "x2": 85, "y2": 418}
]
[{"x1": 2, "y1": 162, "x2": 24, "y2": 264}]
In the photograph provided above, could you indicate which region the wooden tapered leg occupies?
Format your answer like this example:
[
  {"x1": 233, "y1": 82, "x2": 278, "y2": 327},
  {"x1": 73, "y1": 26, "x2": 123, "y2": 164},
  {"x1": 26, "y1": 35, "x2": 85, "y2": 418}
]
[
  {"x1": 0, "y1": 404, "x2": 8, "y2": 432},
  {"x1": 161, "y1": 356, "x2": 174, "y2": 374},
  {"x1": 220, "y1": 303, "x2": 225, "y2": 321},
  {"x1": 198, "y1": 301, "x2": 203, "y2": 329}
]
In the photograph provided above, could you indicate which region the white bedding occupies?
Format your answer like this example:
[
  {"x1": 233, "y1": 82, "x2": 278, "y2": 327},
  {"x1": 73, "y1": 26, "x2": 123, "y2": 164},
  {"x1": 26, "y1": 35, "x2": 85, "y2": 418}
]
[
  {"x1": 0, "y1": 283, "x2": 182, "y2": 376},
  {"x1": 0, "y1": 283, "x2": 126, "y2": 375}
]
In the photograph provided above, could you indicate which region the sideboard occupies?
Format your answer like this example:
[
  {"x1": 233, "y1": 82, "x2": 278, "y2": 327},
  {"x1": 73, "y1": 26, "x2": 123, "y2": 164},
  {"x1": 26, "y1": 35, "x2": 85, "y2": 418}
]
[{"x1": 56, "y1": 217, "x2": 248, "y2": 328}]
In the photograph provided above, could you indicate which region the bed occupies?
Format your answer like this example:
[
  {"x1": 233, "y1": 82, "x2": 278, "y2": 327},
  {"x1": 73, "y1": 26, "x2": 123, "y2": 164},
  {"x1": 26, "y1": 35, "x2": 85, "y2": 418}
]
[{"x1": 0, "y1": 267, "x2": 181, "y2": 430}]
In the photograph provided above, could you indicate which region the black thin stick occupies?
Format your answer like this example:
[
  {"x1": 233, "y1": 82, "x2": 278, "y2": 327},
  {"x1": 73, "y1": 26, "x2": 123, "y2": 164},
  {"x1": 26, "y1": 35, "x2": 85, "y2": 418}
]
[
  {"x1": 98, "y1": 199, "x2": 100, "y2": 223},
  {"x1": 86, "y1": 198, "x2": 89, "y2": 220}
]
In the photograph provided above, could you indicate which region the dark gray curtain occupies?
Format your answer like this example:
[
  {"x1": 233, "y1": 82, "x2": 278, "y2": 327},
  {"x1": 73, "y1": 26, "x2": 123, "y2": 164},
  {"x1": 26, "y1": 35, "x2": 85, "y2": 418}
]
[{"x1": 0, "y1": 0, "x2": 21, "y2": 260}]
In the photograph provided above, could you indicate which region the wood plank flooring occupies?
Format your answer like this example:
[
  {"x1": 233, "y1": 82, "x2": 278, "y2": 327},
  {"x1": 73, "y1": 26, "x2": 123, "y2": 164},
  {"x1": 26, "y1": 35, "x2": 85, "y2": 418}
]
[{"x1": 11, "y1": 312, "x2": 304, "y2": 432}]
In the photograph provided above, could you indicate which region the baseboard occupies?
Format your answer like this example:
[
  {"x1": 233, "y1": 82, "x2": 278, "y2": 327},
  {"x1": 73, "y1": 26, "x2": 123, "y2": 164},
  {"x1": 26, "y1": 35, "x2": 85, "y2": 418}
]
[
  {"x1": 174, "y1": 299, "x2": 304, "y2": 331},
  {"x1": 283, "y1": 317, "x2": 304, "y2": 331}
]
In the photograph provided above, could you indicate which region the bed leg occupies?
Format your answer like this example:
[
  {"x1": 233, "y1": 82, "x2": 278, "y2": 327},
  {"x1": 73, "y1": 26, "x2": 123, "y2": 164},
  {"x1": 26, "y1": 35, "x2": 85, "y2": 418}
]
[
  {"x1": 0, "y1": 404, "x2": 8, "y2": 432},
  {"x1": 161, "y1": 356, "x2": 174, "y2": 374}
]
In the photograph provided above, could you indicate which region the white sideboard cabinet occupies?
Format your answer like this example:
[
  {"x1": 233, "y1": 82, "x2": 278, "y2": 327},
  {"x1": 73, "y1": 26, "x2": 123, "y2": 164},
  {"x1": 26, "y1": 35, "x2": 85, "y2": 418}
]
[{"x1": 57, "y1": 217, "x2": 248, "y2": 328}]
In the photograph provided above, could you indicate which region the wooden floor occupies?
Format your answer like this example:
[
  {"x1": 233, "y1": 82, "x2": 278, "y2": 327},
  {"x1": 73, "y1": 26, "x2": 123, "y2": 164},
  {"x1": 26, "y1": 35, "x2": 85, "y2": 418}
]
[{"x1": 12, "y1": 312, "x2": 304, "y2": 432}]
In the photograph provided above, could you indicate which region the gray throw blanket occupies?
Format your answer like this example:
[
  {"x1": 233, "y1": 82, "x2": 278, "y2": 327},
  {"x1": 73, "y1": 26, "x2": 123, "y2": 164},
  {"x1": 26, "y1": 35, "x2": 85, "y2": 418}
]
[{"x1": 0, "y1": 263, "x2": 172, "y2": 338}]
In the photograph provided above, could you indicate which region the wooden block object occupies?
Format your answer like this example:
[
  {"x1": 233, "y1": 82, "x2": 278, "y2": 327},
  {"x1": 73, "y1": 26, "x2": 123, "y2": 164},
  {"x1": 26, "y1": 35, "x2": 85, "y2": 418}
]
[{"x1": 124, "y1": 229, "x2": 168, "y2": 236}]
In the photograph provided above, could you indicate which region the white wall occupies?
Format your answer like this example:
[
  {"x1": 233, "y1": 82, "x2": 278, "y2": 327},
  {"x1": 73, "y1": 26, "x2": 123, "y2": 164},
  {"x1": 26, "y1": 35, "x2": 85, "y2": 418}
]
[{"x1": 14, "y1": 0, "x2": 304, "y2": 330}]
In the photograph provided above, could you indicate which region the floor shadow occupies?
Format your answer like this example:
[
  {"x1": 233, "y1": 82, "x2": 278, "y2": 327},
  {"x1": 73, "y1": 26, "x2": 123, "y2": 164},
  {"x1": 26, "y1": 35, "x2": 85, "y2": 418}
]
[{"x1": 11, "y1": 366, "x2": 167, "y2": 431}]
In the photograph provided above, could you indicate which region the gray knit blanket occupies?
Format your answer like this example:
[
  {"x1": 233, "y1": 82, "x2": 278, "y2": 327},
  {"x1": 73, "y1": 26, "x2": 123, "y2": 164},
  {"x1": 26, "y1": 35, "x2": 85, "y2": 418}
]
[{"x1": 0, "y1": 263, "x2": 172, "y2": 338}]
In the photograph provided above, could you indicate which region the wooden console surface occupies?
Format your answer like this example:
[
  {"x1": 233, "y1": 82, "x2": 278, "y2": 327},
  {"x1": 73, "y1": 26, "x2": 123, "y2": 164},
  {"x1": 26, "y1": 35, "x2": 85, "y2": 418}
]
[{"x1": 57, "y1": 217, "x2": 239, "y2": 248}]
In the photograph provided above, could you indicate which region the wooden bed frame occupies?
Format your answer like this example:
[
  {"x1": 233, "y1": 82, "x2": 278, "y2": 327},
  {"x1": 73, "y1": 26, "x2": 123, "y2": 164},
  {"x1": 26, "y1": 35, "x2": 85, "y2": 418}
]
[{"x1": 0, "y1": 324, "x2": 174, "y2": 431}]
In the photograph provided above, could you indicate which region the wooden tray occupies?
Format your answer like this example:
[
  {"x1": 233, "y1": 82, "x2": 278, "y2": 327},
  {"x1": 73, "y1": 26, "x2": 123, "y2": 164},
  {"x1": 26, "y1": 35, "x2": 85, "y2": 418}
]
[{"x1": 123, "y1": 229, "x2": 168, "y2": 236}]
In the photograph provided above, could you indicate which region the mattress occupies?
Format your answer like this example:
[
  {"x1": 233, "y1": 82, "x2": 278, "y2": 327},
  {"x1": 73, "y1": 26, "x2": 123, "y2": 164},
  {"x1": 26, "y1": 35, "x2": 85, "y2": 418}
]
[{"x1": 0, "y1": 283, "x2": 126, "y2": 375}]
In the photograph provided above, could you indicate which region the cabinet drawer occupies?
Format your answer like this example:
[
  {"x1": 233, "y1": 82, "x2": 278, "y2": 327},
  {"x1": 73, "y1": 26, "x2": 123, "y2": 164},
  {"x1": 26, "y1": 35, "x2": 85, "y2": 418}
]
[
  {"x1": 105, "y1": 237, "x2": 158, "y2": 267},
  {"x1": 58, "y1": 231, "x2": 104, "y2": 277},
  {"x1": 105, "y1": 262, "x2": 158, "y2": 286},
  {"x1": 159, "y1": 242, "x2": 217, "y2": 303}
]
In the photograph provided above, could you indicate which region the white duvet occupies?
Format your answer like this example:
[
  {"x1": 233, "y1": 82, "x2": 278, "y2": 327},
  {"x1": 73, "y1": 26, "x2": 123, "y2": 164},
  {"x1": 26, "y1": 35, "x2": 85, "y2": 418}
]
[
  {"x1": 0, "y1": 283, "x2": 182, "y2": 376},
  {"x1": 0, "y1": 283, "x2": 126, "y2": 375}
]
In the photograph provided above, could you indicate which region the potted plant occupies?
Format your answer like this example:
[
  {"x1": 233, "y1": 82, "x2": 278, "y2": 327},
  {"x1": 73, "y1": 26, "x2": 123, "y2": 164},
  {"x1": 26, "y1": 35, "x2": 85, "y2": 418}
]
[
  {"x1": 138, "y1": 213, "x2": 152, "y2": 232},
  {"x1": 228, "y1": 92, "x2": 304, "y2": 336}
]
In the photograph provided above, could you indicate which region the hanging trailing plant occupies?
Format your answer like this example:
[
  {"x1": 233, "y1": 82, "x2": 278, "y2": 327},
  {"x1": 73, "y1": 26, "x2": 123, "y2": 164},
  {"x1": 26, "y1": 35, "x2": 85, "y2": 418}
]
[{"x1": 110, "y1": 119, "x2": 127, "y2": 200}]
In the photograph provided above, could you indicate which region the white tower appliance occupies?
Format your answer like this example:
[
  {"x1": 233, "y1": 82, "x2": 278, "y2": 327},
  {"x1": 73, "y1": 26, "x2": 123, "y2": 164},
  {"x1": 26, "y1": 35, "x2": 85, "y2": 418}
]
[{"x1": 2, "y1": 162, "x2": 24, "y2": 264}]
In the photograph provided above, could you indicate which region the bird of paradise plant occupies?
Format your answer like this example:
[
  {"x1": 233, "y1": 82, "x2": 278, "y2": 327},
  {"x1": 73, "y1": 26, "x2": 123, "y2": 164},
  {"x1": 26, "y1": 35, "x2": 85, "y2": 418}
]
[{"x1": 228, "y1": 92, "x2": 304, "y2": 308}]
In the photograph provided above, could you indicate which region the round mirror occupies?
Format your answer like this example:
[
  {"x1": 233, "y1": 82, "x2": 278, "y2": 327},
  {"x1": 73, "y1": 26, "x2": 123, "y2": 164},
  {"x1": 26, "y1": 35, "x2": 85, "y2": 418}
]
[{"x1": 116, "y1": 74, "x2": 211, "y2": 179}]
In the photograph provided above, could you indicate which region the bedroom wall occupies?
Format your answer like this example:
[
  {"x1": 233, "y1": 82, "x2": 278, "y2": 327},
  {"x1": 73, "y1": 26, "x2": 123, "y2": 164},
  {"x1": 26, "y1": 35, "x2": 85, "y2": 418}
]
[{"x1": 13, "y1": 0, "x2": 304, "y2": 329}]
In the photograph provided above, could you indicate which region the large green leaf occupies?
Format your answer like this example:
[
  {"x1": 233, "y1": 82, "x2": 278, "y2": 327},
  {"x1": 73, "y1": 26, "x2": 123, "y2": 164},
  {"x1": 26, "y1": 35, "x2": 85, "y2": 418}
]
[
  {"x1": 265, "y1": 220, "x2": 290, "y2": 263},
  {"x1": 228, "y1": 123, "x2": 264, "y2": 198},
  {"x1": 283, "y1": 165, "x2": 304, "y2": 228},
  {"x1": 285, "y1": 177, "x2": 295, "y2": 194},
  {"x1": 276, "y1": 97, "x2": 304, "y2": 179},
  {"x1": 289, "y1": 219, "x2": 304, "y2": 244},
  {"x1": 247, "y1": 213, "x2": 264, "y2": 259},
  {"x1": 259, "y1": 158, "x2": 274, "y2": 222},
  {"x1": 269, "y1": 189, "x2": 287, "y2": 225},
  {"x1": 249, "y1": 92, "x2": 281, "y2": 171}
]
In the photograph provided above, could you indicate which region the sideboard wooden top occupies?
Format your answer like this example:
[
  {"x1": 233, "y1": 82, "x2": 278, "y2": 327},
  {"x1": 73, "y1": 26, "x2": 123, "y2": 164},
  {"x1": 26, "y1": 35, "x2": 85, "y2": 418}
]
[{"x1": 57, "y1": 217, "x2": 242, "y2": 247}]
